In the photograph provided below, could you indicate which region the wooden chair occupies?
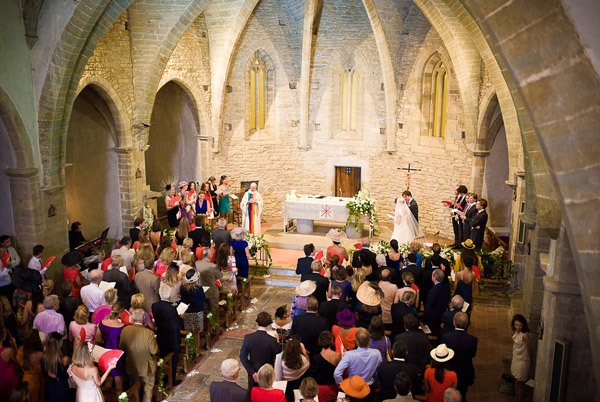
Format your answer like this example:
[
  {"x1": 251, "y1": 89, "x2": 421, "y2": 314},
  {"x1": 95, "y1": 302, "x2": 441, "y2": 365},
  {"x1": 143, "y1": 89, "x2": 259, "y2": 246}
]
[
  {"x1": 154, "y1": 352, "x2": 174, "y2": 400},
  {"x1": 125, "y1": 381, "x2": 141, "y2": 402},
  {"x1": 219, "y1": 290, "x2": 239, "y2": 328},
  {"x1": 179, "y1": 329, "x2": 202, "y2": 373},
  {"x1": 237, "y1": 277, "x2": 252, "y2": 311}
]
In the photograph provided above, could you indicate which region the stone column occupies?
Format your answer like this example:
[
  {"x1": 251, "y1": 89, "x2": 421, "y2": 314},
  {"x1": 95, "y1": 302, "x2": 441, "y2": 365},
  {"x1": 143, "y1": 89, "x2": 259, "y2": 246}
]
[
  {"x1": 298, "y1": 0, "x2": 318, "y2": 150},
  {"x1": 5, "y1": 167, "x2": 45, "y2": 259},
  {"x1": 534, "y1": 226, "x2": 596, "y2": 401},
  {"x1": 470, "y1": 150, "x2": 489, "y2": 196},
  {"x1": 114, "y1": 147, "x2": 140, "y2": 234}
]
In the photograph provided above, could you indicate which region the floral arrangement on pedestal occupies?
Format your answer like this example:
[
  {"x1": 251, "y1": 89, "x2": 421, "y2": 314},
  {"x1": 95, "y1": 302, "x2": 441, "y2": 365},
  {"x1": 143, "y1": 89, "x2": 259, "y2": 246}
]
[
  {"x1": 422, "y1": 245, "x2": 457, "y2": 266},
  {"x1": 479, "y1": 246, "x2": 507, "y2": 279},
  {"x1": 185, "y1": 332, "x2": 196, "y2": 363},
  {"x1": 142, "y1": 205, "x2": 154, "y2": 232},
  {"x1": 206, "y1": 312, "x2": 218, "y2": 331},
  {"x1": 344, "y1": 190, "x2": 380, "y2": 235},
  {"x1": 246, "y1": 233, "x2": 273, "y2": 269},
  {"x1": 118, "y1": 392, "x2": 129, "y2": 402}
]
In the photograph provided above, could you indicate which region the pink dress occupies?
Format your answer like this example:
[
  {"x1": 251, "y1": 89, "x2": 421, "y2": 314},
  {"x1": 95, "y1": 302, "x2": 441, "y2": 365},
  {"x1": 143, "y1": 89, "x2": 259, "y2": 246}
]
[{"x1": 0, "y1": 347, "x2": 20, "y2": 397}]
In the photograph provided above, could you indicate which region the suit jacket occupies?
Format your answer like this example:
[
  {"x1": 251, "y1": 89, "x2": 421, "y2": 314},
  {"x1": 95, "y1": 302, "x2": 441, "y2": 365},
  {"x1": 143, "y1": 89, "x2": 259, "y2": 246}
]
[
  {"x1": 390, "y1": 303, "x2": 417, "y2": 339},
  {"x1": 151, "y1": 300, "x2": 181, "y2": 355},
  {"x1": 296, "y1": 256, "x2": 314, "y2": 275},
  {"x1": 402, "y1": 264, "x2": 423, "y2": 290},
  {"x1": 462, "y1": 203, "x2": 477, "y2": 241},
  {"x1": 134, "y1": 270, "x2": 160, "y2": 311},
  {"x1": 240, "y1": 329, "x2": 281, "y2": 387},
  {"x1": 119, "y1": 324, "x2": 158, "y2": 377},
  {"x1": 289, "y1": 312, "x2": 329, "y2": 356},
  {"x1": 188, "y1": 228, "x2": 208, "y2": 252},
  {"x1": 129, "y1": 227, "x2": 141, "y2": 243},
  {"x1": 209, "y1": 380, "x2": 247, "y2": 402},
  {"x1": 394, "y1": 330, "x2": 432, "y2": 368},
  {"x1": 103, "y1": 268, "x2": 131, "y2": 308},
  {"x1": 195, "y1": 259, "x2": 222, "y2": 301},
  {"x1": 439, "y1": 309, "x2": 459, "y2": 338},
  {"x1": 377, "y1": 359, "x2": 423, "y2": 400},
  {"x1": 440, "y1": 329, "x2": 478, "y2": 387},
  {"x1": 469, "y1": 210, "x2": 488, "y2": 249},
  {"x1": 300, "y1": 272, "x2": 330, "y2": 304},
  {"x1": 212, "y1": 229, "x2": 232, "y2": 252},
  {"x1": 408, "y1": 199, "x2": 418, "y2": 222},
  {"x1": 422, "y1": 282, "x2": 451, "y2": 335},
  {"x1": 351, "y1": 248, "x2": 377, "y2": 269},
  {"x1": 319, "y1": 298, "x2": 349, "y2": 329}
]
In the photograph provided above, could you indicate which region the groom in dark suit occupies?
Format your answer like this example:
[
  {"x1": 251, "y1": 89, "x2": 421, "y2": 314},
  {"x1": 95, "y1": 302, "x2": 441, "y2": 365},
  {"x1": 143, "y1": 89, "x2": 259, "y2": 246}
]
[
  {"x1": 469, "y1": 199, "x2": 488, "y2": 250},
  {"x1": 402, "y1": 190, "x2": 419, "y2": 222}
]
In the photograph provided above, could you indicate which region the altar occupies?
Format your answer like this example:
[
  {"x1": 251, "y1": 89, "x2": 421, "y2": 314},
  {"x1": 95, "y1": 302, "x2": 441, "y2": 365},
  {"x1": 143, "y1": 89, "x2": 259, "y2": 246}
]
[{"x1": 284, "y1": 196, "x2": 351, "y2": 233}]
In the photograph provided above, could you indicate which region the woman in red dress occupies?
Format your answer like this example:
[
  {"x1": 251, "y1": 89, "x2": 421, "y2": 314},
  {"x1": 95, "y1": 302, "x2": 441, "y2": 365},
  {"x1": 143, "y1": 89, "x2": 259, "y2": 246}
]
[{"x1": 61, "y1": 251, "x2": 84, "y2": 298}]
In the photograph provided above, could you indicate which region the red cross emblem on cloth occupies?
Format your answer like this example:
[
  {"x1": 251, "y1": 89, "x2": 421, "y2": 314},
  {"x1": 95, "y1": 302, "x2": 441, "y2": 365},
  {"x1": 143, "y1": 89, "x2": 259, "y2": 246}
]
[{"x1": 320, "y1": 205, "x2": 333, "y2": 219}]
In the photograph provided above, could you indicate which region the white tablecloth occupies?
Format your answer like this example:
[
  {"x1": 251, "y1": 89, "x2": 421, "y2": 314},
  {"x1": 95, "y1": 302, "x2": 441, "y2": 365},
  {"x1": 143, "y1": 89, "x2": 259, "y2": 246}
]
[{"x1": 284, "y1": 196, "x2": 351, "y2": 232}]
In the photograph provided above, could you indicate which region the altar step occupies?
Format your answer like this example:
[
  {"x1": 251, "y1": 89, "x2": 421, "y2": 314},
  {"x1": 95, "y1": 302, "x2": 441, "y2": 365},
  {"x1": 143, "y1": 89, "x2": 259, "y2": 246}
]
[{"x1": 251, "y1": 266, "x2": 300, "y2": 288}]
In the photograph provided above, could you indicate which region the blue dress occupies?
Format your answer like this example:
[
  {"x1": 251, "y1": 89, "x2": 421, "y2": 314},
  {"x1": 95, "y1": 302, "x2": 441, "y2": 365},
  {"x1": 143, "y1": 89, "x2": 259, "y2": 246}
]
[
  {"x1": 231, "y1": 239, "x2": 250, "y2": 278},
  {"x1": 455, "y1": 280, "x2": 473, "y2": 305}
]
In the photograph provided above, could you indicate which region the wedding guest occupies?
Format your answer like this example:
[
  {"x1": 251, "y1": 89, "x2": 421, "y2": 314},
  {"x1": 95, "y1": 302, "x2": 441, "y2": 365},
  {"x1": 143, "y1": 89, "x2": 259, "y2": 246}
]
[
  {"x1": 33, "y1": 295, "x2": 65, "y2": 337},
  {"x1": 68, "y1": 222, "x2": 86, "y2": 251},
  {"x1": 331, "y1": 309, "x2": 359, "y2": 352},
  {"x1": 296, "y1": 244, "x2": 315, "y2": 275},
  {"x1": 240, "y1": 312, "x2": 281, "y2": 389},
  {"x1": 424, "y1": 344, "x2": 457, "y2": 402},
  {"x1": 68, "y1": 341, "x2": 116, "y2": 402},
  {"x1": 80, "y1": 269, "x2": 105, "y2": 314},
  {"x1": 0, "y1": 326, "x2": 20, "y2": 397},
  {"x1": 299, "y1": 377, "x2": 319, "y2": 402},
  {"x1": 368, "y1": 316, "x2": 392, "y2": 361},
  {"x1": 333, "y1": 328, "x2": 382, "y2": 386},
  {"x1": 180, "y1": 269, "x2": 206, "y2": 333},
  {"x1": 91, "y1": 288, "x2": 118, "y2": 324},
  {"x1": 308, "y1": 331, "x2": 341, "y2": 389},
  {"x1": 68, "y1": 305, "x2": 97, "y2": 346},
  {"x1": 230, "y1": 227, "x2": 251, "y2": 279},
  {"x1": 96, "y1": 303, "x2": 126, "y2": 394},
  {"x1": 339, "y1": 375, "x2": 371, "y2": 402},
  {"x1": 274, "y1": 337, "x2": 310, "y2": 401},
  {"x1": 250, "y1": 364, "x2": 285, "y2": 402},
  {"x1": 210, "y1": 359, "x2": 247, "y2": 402},
  {"x1": 17, "y1": 330, "x2": 45, "y2": 402},
  {"x1": 42, "y1": 331, "x2": 74, "y2": 402},
  {"x1": 510, "y1": 314, "x2": 533, "y2": 402}
]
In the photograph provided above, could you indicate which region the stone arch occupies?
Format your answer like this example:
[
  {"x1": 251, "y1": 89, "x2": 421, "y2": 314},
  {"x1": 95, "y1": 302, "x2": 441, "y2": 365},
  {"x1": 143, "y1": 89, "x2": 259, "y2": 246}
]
[
  {"x1": 0, "y1": 87, "x2": 36, "y2": 170},
  {"x1": 146, "y1": 80, "x2": 203, "y2": 194},
  {"x1": 76, "y1": 76, "x2": 132, "y2": 148},
  {"x1": 361, "y1": 0, "x2": 398, "y2": 151},
  {"x1": 37, "y1": 0, "x2": 133, "y2": 189},
  {"x1": 66, "y1": 85, "x2": 123, "y2": 239}
]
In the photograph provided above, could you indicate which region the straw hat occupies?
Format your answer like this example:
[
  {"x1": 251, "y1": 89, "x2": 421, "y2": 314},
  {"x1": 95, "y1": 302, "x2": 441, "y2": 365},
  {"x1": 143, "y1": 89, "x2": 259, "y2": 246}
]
[
  {"x1": 430, "y1": 343, "x2": 455, "y2": 362},
  {"x1": 461, "y1": 239, "x2": 476, "y2": 249},
  {"x1": 340, "y1": 376, "x2": 370, "y2": 399},
  {"x1": 230, "y1": 227, "x2": 248, "y2": 239},
  {"x1": 61, "y1": 251, "x2": 82, "y2": 268},
  {"x1": 325, "y1": 228, "x2": 347, "y2": 243},
  {"x1": 356, "y1": 281, "x2": 381, "y2": 307},
  {"x1": 295, "y1": 280, "x2": 317, "y2": 297},
  {"x1": 336, "y1": 309, "x2": 357, "y2": 327}
]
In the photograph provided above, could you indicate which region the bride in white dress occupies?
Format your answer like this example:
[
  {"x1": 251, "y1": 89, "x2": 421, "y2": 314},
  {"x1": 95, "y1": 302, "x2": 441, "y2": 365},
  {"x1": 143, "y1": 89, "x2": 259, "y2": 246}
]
[{"x1": 391, "y1": 197, "x2": 425, "y2": 245}]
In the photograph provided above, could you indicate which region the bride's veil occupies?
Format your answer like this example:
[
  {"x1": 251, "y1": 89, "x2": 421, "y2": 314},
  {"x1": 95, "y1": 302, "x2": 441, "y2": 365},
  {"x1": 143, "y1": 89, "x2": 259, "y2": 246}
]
[{"x1": 395, "y1": 197, "x2": 425, "y2": 242}]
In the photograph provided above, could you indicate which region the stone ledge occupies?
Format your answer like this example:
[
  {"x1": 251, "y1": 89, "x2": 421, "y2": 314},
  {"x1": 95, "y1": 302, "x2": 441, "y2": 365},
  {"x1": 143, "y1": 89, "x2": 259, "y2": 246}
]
[{"x1": 542, "y1": 276, "x2": 581, "y2": 296}]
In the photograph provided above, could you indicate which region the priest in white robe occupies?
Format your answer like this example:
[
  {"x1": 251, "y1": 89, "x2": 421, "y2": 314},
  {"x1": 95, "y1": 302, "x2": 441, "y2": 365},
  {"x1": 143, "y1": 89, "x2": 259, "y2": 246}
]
[{"x1": 240, "y1": 182, "x2": 263, "y2": 234}]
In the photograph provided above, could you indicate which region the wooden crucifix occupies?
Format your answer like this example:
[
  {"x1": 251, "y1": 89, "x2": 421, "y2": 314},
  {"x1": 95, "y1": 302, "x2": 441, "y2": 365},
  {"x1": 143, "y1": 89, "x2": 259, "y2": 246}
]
[{"x1": 398, "y1": 163, "x2": 421, "y2": 190}]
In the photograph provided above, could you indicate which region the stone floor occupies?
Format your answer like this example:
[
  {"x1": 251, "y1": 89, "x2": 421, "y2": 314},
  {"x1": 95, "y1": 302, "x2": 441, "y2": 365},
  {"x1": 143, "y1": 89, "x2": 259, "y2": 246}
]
[{"x1": 167, "y1": 282, "x2": 523, "y2": 402}]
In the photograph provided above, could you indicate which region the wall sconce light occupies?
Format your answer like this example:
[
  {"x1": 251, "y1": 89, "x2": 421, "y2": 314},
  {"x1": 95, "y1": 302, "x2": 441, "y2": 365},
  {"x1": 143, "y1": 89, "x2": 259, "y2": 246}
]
[
  {"x1": 203, "y1": 85, "x2": 210, "y2": 91},
  {"x1": 135, "y1": 168, "x2": 142, "y2": 179},
  {"x1": 289, "y1": 82, "x2": 297, "y2": 89},
  {"x1": 291, "y1": 120, "x2": 299, "y2": 127},
  {"x1": 381, "y1": 83, "x2": 385, "y2": 91},
  {"x1": 48, "y1": 204, "x2": 56, "y2": 218},
  {"x1": 226, "y1": 85, "x2": 233, "y2": 93},
  {"x1": 314, "y1": 123, "x2": 320, "y2": 131},
  {"x1": 380, "y1": 128, "x2": 386, "y2": 135},
  {"x1": 224, "y1": 123, "x2": 232, "y2": 131},
  {"x1": 461, "y1": 131, "x2": 466, "y2": 139},
  {"x1": 398, "y1": 123, "x2": 403, "y2": 130},
  {"x1": 400, "y1": 84, "x2": 405, "y2": 90}
]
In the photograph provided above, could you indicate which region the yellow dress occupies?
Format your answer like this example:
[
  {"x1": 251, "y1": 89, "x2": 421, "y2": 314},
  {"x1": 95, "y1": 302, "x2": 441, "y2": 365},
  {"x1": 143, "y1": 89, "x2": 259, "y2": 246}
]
[{"x1": 17, "y1": 347, "x2": 44, "y2": 402}]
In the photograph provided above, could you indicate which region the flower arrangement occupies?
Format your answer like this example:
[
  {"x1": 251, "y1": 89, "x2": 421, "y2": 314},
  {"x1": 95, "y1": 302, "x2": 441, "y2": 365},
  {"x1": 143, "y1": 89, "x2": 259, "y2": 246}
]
[
  {"x1": 142, "y1": 205, "x2": 154, "y2": 232},
  {"x1": 246, "y1": 233, "x2": 273, "y2": 269},
  {"x1": 397, "y1": 242, "x2": 414, "y2": 260},
  {"x1": 227, "y1": 293, "x2": 234, "y2": 315},
  {"x1": 369, "y1": 240, "x2": 390, "y2": 255},
  {"x1": 206, "y1": 312, "x2": 218, "y2": 331},
  {"x1": 185, "y1": 332, "x2": 196, "y2": 363},
  {"x1": 118, "y1": 392, "x2": 129, "y2": 402},
  {"x1": 156, "y1": 358, "x2": 168, "y2": 398},
  {"x1": 422, "y1": 245, "x2": 456, "y2": 266},
  {"x1": 162, "y1": 227, "x2": 174, "y2": 242},
  {"x1": 479, "y1": 246, "x2": 507, "y2": 279},
  {"x1": 344, "y1": 190, "x2": 380, "y2": 235}
]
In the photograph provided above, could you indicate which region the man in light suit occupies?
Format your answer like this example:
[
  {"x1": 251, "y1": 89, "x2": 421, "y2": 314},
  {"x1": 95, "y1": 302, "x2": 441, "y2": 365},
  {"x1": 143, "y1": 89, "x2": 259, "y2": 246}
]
[
  {"x1": 133, "y1": 258, "x2": 160, "y2": 311},
  {"x1": 210, "y1": 359, "x2": 247, "y2": 402},
  {"x1": 469, "y1": 199, "x2": 488, "y2": 250},
  {"x1": 119, "y1": 309, "x2": 158, "y2": 402},
  {"x1": 440, "y1": 312, "x2": 478, "y2": 402},
  {"x1": 240, "y1": 311, "x2": 281, "y2": 389},
  {"x1": 402, "y1": 190, "x2": 419, "y2": 222}
]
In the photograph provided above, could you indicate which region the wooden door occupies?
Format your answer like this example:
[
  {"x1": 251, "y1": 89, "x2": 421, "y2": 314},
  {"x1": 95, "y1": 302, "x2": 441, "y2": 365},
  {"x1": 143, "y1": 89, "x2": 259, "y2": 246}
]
[{"x1": 335, "y1": 166, "x2": 361, "y2": 198}]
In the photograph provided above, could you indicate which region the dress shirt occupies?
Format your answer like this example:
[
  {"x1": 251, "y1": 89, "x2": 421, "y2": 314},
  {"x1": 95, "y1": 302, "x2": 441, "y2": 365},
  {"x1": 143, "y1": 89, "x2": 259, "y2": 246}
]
[
  {"x1": 80, "y1": 283, "x2": 106, "y2": 312},
  {"x1": 6, "y1": 246, "x2": 21, "y2": 268},
  {"x1": 111, "y1": 246, "x2": 135, "y2": 269},
  {"x1": 28, "y1": 257, "x2": 48, "y2": 278},
  {"x1": 33, "y1": 309, "x2": 65, "y2": 335},
  {"x1": 334, "y1": 346, "x2": 382, "y2": 385}
]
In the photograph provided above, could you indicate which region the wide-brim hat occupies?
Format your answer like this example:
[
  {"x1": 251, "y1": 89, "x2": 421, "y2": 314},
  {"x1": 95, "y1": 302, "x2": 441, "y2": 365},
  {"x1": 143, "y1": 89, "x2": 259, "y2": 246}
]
[
  {"x1": 61, "y1": 251, "x2": 82, "y2": 267},
  {"x1": 461, "y1": 239, "x2": 476, "y2": 249},
  {"x1": 336, "y1": 308, "x2": 356, "y2": 327},
  {"x1": 325, "y1": 228, "x2": 347, "y2": 243},
  {"x1": 430, "y1": 343, "x2": 455, "y2": 362},
  {"x1": 340, "y1": 375, "x2": 370, "y2": 399},
  {"x1": 356, "y1": 281, "x2": 381, "y2": 307},
  {"x1": 230, "y1": 227, "x2": 248, "y2": 239},
  {"x1": 12, "y1": 266, "x2": 42, "y2": 292},
  {"x1": 295, "y1": 280, "x2": 317, "y2": 297}
]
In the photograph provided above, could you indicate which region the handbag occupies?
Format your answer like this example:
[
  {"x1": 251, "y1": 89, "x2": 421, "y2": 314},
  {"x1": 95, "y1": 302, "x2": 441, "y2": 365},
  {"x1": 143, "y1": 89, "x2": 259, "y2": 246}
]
[{"x1": 498, "y1": 372, "x2": 515, "y2": 394}]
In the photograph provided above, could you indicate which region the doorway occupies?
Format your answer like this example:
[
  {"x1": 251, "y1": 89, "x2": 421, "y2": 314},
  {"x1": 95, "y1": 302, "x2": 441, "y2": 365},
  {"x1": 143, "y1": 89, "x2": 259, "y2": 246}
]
[{"x1": 335, "y1": 166, "x2": 361, "y2": 198}]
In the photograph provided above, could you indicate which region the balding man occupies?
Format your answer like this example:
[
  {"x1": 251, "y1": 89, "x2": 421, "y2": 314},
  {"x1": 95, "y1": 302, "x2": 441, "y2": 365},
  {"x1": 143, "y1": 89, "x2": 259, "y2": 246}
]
[
  {"x1": 33, "y1": 295, "x2": 65, "y2": 336},
  {"x1": 440, "y1": 295, "x2": 465, "y2": 338},
  {"x1": 80, "y1": 269, "x2": 105, "y2": 313},
  {"x1": 379, "y1": 269, "x2": 399, "y2": 330},
  {"x1": 440, "y1": 312, "x2": 478, "y2": 401},
  {"x1": 210, "y1": 359, "x2": 247, "y2": 402},
  {"x1": 334, "y1": 328, "x2": 382, "y2": 386},
  {"x1": 444, "y1": 388, "x2": 462, "y2": 402}
]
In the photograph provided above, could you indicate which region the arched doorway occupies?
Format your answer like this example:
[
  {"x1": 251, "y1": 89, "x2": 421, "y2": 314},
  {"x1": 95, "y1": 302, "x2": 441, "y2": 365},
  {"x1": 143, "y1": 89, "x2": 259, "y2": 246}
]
[
  {"x1": 0, "y1": 117, "x2": 16, "y2": 235},
  {"x1": 65, "y1": 86, "x2": 122, "y2": 239},
  {"x1": 481, "y1": 96, "x2": 512, "y2": 242},
  {"x1": 146, "y1": 81, "x2": 202, "y2": 194}
]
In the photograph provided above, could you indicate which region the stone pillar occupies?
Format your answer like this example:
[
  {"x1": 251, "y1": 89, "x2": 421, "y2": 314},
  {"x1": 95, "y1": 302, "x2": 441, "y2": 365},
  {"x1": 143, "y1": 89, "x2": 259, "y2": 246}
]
[
  {"x1": 298, "y1": 0, "x2": 318, "y2": 150},
  {"x1": 5, "y1": 167, "x2": 45, "y2": 259},
  {"x1": 520, "y1": 225, "x2": 550, "y2": 335},
  {"x1": 470, "y1": 150, "x2": 489, "y2": 196},
  {"x1": 534, "y1": 226, "x2": 597, "y2": 401},
  {"x1": 114, "y1": 147, "x2": 140, "y2": 234}
]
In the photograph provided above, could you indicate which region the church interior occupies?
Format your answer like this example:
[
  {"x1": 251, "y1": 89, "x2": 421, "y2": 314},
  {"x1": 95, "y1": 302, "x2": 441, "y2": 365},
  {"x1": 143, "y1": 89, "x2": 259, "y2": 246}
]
[{"x1": 0, "y1": 0, "x2": 599, "y2": 400}]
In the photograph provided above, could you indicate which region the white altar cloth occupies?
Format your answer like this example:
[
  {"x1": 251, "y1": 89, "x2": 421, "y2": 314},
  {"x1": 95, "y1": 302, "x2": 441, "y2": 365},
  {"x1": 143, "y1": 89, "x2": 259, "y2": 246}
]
[{"x1": 284, "y1": 196, "x2": 351, "y2": 232}]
